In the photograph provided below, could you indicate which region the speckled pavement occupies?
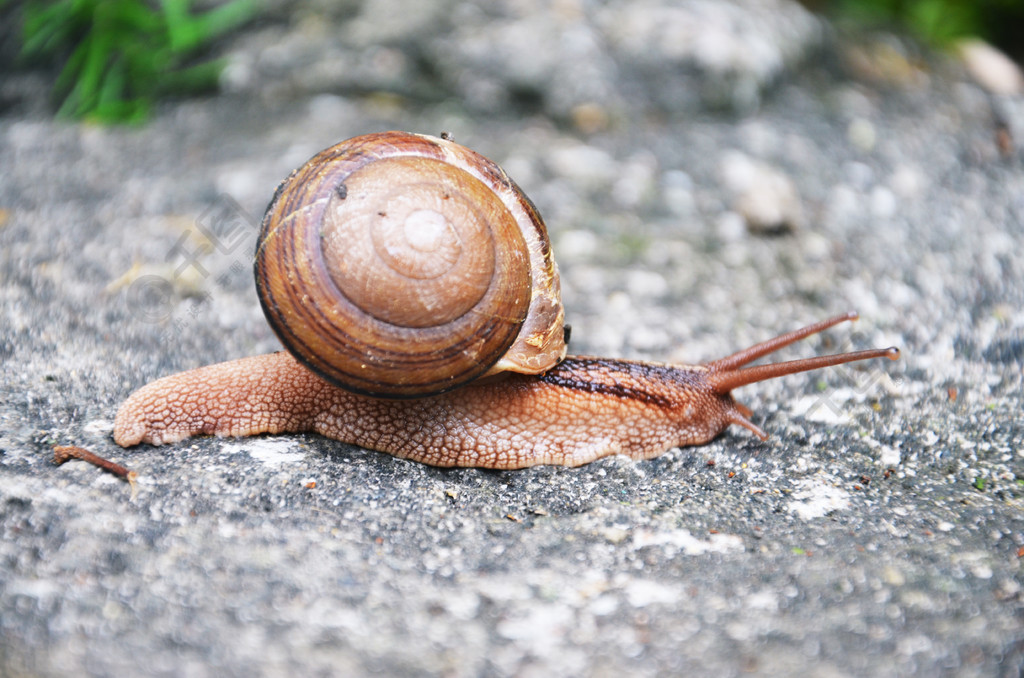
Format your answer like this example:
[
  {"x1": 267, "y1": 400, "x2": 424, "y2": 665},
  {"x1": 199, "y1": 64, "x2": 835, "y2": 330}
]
[{"x1": 1, "y1": 2, "x2": 1022, "y2": 676}]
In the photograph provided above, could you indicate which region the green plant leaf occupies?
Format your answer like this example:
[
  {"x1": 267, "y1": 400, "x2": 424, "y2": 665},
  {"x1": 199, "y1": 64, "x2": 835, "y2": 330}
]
[
  {"x1": 159, "y1": 58, "x2": 227, "y2": 93},
  {"x1": 19, "y1": 0, "x2": 260, "y2": 124},
  {"x1": 908, "y1": 0, "x2": 980, "y2": 44}
]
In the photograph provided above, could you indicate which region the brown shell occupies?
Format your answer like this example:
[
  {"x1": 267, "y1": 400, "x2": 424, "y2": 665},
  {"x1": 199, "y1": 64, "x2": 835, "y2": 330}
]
[{"x1": 255, "y1": 131, "x2": 566, "y2": 398}]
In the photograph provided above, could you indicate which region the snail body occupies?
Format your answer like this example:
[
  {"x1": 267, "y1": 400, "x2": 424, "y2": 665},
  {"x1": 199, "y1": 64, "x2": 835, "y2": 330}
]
[{"x1": 113, "y1": 132, "x2": 899, "y2": 469}]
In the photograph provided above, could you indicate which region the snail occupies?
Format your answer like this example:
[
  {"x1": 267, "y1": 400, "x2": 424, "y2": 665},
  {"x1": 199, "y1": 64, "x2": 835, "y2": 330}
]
[{"x1": 113, "y1": 131, "x2": 899, "y2": 469}]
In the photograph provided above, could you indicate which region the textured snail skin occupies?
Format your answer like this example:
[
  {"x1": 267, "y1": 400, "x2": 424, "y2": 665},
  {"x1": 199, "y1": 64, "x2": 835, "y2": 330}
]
[
  {"x1": 112, "y1": 314, "x2": 900, "y2": 469},
  {"x1": 114, "y1": 352, "x2": 748, "y2": 468}
]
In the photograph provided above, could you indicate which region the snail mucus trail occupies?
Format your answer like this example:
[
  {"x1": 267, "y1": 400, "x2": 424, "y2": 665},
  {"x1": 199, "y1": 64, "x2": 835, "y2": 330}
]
[{"x1": 113, "y1": 131, "x2": 900, "y2": 469}]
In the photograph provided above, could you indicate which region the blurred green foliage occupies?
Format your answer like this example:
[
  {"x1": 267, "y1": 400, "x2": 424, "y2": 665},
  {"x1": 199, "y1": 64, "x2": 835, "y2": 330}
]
[
  {"x1": 16, "y1": 0, "x2": 259, "y2": 124},
  {"x1": 9, "y1": 0, "x2": 1022, "y2": 126},
  {"x1": 826, "y1": 0, "x2": 1024, "y2": 51}
]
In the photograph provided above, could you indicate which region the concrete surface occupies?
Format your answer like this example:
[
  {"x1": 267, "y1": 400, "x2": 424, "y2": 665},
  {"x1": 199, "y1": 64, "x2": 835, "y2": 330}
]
[{"x1": 1, "y1": 1, "x2": 1023, "y2": 676}]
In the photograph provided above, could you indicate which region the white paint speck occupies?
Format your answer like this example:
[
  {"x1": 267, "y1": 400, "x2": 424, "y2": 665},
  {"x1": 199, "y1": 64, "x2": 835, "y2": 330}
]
[
  {"x1": 624, "y1": 579, "x2": 681, "y2": 607},
  {"x1": 972, "y1": 564, "x2": 993, "y2": 579},
  {"x1": 746, "y1": 589, "x2": 779, "y2": 612},
  {"x1": 631, "y1": 529, "x2": 744, "y2": 556},
  {"x1": 879, "y1": 444, "x2": 901, "y2": 467},
  {"x1": 83, "y1": 419, "x2": 114, "y2": 436},
  {"x1": 788, "y1": 480, "x2": 851, "y2": 520},
  {"x1": 791, "y1": 394, "x2": 852, "y2": 425},
  {"x1": 222, "y1": 439, "x2": 305, "y2": 466}
]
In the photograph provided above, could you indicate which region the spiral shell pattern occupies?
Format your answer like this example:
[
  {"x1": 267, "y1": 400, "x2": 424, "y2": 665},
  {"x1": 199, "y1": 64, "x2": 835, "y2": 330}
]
[{"x1": 255, "y1": 131, "x2": 566, "y2": 397}]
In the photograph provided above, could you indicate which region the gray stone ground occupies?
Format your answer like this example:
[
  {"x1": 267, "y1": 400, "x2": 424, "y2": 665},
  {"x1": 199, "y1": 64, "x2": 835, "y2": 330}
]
[{"x1": 2, "y1": 1, "x2": 1023, "y2": 676}]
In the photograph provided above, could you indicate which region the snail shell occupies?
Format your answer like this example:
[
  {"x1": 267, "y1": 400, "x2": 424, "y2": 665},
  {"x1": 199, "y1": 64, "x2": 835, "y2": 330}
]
[{"x1": 255, "y1": 131, "x2": 567, "y2": 398}]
